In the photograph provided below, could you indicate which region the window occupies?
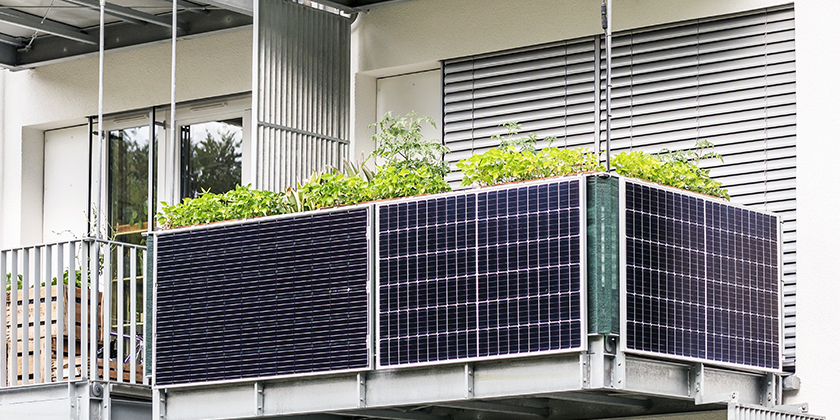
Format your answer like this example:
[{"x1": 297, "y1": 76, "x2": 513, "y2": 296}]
[
  {"x1": 180, "y1": 118, "x2": 243, "y2": 199},
  {"x1": 109, "y1": 123, "x2": 159, "y2": 245}
]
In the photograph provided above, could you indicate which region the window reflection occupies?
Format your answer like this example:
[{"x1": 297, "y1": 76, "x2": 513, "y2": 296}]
[
  {"x1": 180, "y1": 118, "x2": 243, "y2": 199},
  {"x1": 109, "y1": 126, "x2": 158, "y2": 245}
]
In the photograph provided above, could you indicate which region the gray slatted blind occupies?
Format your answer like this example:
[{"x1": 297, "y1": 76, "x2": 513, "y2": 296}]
[
  {"x1": 442, "y1": 5, "x2": 796, "y2": 369},
  {"x1": 443, "y1": 38, "x2": 597, "y2": 184},
  {"x1": 601, "y1": 6, "x2": 796, "y2": 369},
  {"x1": 254, "y1": 0, "x2": 350, "y2": 191}
]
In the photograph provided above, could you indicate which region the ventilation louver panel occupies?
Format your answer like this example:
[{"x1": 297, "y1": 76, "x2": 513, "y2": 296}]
[
  {"x1": 155, "y1": 208, "x2": 371, "y2": 385},
  {"x1": 623, "y1": 179, "x2": 781, "y2": 371},
  {"x1": 377, "y1": 178, "x2": 585, "y2": 367}
]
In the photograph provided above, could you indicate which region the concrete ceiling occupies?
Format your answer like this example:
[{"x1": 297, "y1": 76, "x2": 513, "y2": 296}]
[{"x1": 0, "y1": 0, "x2": 405, "y2": 69}]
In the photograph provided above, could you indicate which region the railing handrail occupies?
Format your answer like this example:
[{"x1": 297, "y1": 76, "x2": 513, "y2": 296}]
[{"x1": 1, "y1": 237, "x2": 146, "y2": 253}]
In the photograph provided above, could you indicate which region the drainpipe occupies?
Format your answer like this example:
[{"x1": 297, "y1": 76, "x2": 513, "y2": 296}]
[
  {"x1": 96, "y1": 0, "x2": 105, "y2": 239},
  {"x1": 602, "y1": 0, "x2": 612, "y2": 172}
]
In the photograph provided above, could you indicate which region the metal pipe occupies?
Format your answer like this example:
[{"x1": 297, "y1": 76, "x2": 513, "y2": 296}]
[
  {"x1": 170, "y1": 0, "x2": 177, "y2": 205},
  {"x1": 97, "y1": 0, "x2": 105, "y2": 239},
  {"x1": 602, "y1": 0, "x2": 613, "y2": 172},
  {"x1": 148, "y1": 107, "x2": 155, "y2": 233}
]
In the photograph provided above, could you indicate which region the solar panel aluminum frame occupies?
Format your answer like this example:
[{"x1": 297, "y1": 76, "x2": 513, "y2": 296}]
[
  {"x1": 617, "y1": 176, "x2": 784, "y2": 373},
  {"x1": 151, "y1": 203, "x2": 376, "y2": 388},
  {"x1": 374, "y1": 175, "x2": 589, "y2": 370}
]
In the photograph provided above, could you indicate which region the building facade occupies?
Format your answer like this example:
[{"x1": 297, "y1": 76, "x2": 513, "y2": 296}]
[{"x1": 0, "y1": 0, "x2": 837, "y2": 419}]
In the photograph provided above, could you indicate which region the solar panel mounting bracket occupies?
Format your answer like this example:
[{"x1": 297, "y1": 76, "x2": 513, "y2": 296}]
[
  {"x1": 692, "y1": 363, "x2": 740, "y2": 405},
  {"x1": 357, "y1": 372, "x2": 367, "y2": 408}
]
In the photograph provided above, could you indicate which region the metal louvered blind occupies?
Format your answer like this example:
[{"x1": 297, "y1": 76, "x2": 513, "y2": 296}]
[
  {"x1": 443, "y1": 38, "x2": 598, "y2": 183},
  {"x1": 442, "y1": 5, "x2": 796, "y2": 369},
  {"x1": 254, "y1": 0, "x2": 350, "y2": 191},
  {"x1": 600, "y1": 6, "x2": 796, "y2": 368}
]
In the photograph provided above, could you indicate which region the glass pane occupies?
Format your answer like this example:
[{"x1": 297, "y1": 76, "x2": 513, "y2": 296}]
[
  {"x1": 181, "y1": 118, "x2": 243, "y2": 199},
  {"x1": 109, "y1": 125, "x2": 158, "y2": 245}
]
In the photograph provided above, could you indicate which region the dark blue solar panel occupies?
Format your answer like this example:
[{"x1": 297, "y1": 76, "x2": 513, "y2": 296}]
[
  {"x1": 625, "y1": 181, "x2": 780, "y2": 370},
  {"x1": 156, "y1": 209, "x2": 370, "y2": 385},
  {"x1": 378, "y1": 180, "x2": 583, "y2": 367}
]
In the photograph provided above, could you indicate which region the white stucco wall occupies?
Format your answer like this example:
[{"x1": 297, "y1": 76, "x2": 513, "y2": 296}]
[
  {"x1": 0, "y1": 27, "x2": 251, "y2": 248},
  {"x1": 787, "y1": 2, "x2": 840, "y2": 418},
  {"x1": 351, "y1": 0, "x2": 836, "y2": 418}
]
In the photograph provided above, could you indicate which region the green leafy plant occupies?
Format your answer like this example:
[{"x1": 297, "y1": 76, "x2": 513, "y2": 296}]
[
  {"x1": 156, "y1": 185, "x2": 289, "y2": 229},
  {"x1": 369, "y1": 111, "x2": 450, "y2": 178},
  {"x1": 457, "y1": 123, "x2": 603, "y2": 186},
  {"x1": 296, "y1": 167, "x2": 373, "y2": 211},
  {"x1": 369, "y1": 165, "x2": 452, "y2": 200},
  {"x1": 612, "y1": 140, "x2": 729, "y2": 199}
]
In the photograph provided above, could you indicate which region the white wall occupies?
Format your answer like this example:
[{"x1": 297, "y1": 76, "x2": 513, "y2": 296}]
[
  {"x1": 786, "y1": 2, "x2": 840, "y2": 418},
  {"x1": 0, "y1": 27, "x2": 252, "y2": 248},
  {"x1": 351, "y1": 0, "x2": 836, "y2": 418}
]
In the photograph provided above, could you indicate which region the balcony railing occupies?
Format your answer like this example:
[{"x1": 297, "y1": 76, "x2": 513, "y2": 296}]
[
  {"x1": 152, "y1": 174, "x2": 784, "y2": 388},
  {"x1": 1, "y1": 238, "x2": 148, "y2": 387}
]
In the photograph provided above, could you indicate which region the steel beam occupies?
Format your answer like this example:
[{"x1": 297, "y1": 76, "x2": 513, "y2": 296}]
[
  {"x1": 0, "y1": 9, "x2": 97, "y2": 45},
  {"x1": 16, "y1": 9, "x2": 251, "y2": 68},
  {"x1": 435, "y1": 401, "x2": 548, "y2": 417},
  {"x1": 341, "y1": 409, "x2": 449, "y2": 420},
  {"x1": 178, "y1": 0, "x2": 211, "y2": 14},
  {"x1": 0, "y1": 33, "x2": 23, "y2": 47},
  {"x1": 201, "y1": 0, "x2": 252, "y2": 16},
  {"x1": 62, "y1": 0, "x2": 181, "y2": 28},
  {"x1": 545, "y1": 392, "x2": 652, "y2": 409}
]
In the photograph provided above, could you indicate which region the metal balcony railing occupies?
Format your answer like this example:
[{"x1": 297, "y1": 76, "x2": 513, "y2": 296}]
[{"x1": 0, "y1": 238, "x2": 148, "y2": 387}]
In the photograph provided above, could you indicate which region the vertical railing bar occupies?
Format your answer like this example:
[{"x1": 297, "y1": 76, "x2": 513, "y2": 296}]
[
  {"x1": 117, "y1": 246, "x2": 125, "y2": 383},
  {"x1": 129, "y1": 247, "x2": 138, "y2": 384},
  {"x1": 80, "y1": 241, "x2": 88, "y2": 379},
  {"x1": 102, "y1": 242, "x2": 112, "y2": 383},
  {"x1": 0, "y1": 251, "x2": 7, "y2": 387},
  {"x1": 55, "y1": 244, "x2": 65, "y2": 381},
  {"x1": 44, "y1": 245, "x2": 53, "y2": 383},
  {"x1": 10, "y1": 250, "x2": 18, "y2": 385},
  {"x1": 141, "y1": 247, "x2": 149, "y2": 386},
  {"x1": 33, "y1": 247, "x2": 41, "y2": 384},
  {"x1": 90, "y1": 241, "x2": 101, "y2": 381},
  {"x1": 67, "y1": 242, "x2": 76, "y2": 380},
  {"x1": 21, "y1": 249, "x2": 30, "y2": 385}
]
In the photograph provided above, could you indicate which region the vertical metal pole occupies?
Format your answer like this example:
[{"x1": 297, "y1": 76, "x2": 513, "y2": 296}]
[
  {"x1": 97, "y1": 0, "x2": 106, "y2": 239},
  {"x1": 148, "y1": 108, "x2": 155, "y2": 233},
  {"x1": 170, "y1": 0, "x2": 178, "y2": 206},
  {"x1": 602, "y1": 0, "x2": 613, "y2": 172}
]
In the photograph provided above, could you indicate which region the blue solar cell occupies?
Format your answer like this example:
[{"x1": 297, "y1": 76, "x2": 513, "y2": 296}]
[
  {"x1": 624, "y1": 181, "x2": 780, "y2": 370},
  {"x1": 378, "y1": 180, "x2": 583, "y2": 366}
]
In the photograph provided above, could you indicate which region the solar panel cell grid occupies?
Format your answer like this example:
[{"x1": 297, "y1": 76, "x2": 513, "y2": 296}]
[
  {"x1": 155, "y1": 209, "x2": 371, "y2": 385},
  {"x1": 624, "y1": 181, "x2": 780, "y2": 370},
  {"x1": 378, "y1": 180, "x2": 584, "y2": 367}
]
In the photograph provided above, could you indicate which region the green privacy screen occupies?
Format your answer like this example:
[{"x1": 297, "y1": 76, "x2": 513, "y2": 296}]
[{"x1": 586, "y1": 176, "x2": 620, "y2": 335}]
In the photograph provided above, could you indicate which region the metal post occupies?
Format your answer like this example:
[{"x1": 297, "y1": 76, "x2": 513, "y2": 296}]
[
  {"x1": 148, "y1": 107, "x2": 155, "y2": 233},
  {"x1": 602, "y1": 0, "x2": 612, "y2": 171},
  {"x1": 97, "y1": 0, "x2": 106, "y2": 239},
  {"x1": 170, "y1": 0, "x2": 178, "y2": 206}
]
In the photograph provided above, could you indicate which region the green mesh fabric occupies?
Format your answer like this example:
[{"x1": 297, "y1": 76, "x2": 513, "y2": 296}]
[{"x1": 586, "y1": 176, "x2": 620, "y2": 335}]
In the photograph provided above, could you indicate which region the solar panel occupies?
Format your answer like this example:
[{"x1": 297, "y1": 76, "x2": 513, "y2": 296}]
[
  {"x1": 155, "y1": 208, "x2": 371, "y2": 385},
  {"x1": 377, "y1": 178, "x2": 585, "y2": 367},
  {"x1": 623, "y1": 180, "x2": 781, "y2": 371}
]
